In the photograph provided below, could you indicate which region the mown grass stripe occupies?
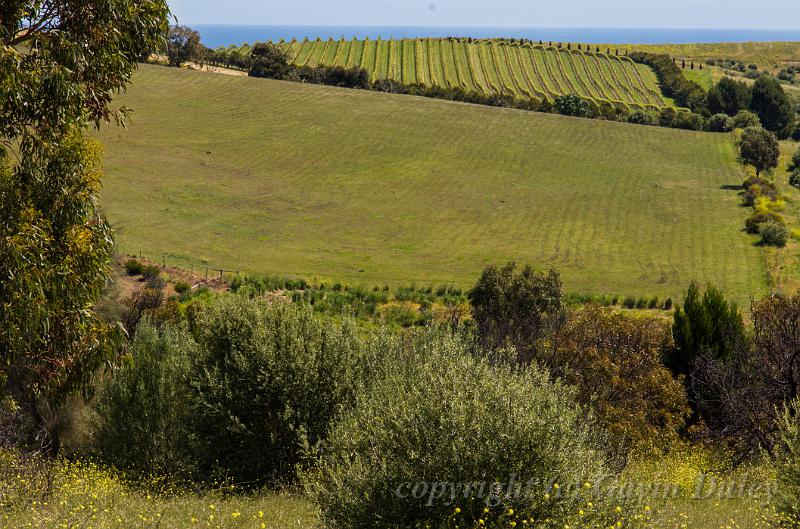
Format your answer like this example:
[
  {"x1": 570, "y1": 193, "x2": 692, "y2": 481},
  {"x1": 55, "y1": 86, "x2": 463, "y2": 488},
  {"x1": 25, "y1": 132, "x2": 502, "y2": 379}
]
[{"x1": 101, "y1": 65, "x2": 764, "y2": 302}]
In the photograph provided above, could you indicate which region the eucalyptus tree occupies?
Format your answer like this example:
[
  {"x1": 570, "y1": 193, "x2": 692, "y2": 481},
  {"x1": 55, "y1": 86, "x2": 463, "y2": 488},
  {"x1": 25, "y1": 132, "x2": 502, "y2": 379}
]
[{"x1": 0, "y1": 0, "x2": 169, "y2": 452}]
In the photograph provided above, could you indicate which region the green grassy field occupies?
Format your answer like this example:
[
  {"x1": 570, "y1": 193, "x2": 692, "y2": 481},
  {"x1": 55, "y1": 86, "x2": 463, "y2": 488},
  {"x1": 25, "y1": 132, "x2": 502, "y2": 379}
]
[
  {"x1": 682, "y1": 68, "x2": 714, "y2": 91},
  {"x1": 219, "y1": 38, "x2": 667, "y2": 109},
  {"x1": 97, "y1": 64, "x2": 767, "y2": 301},
  {"x1": 612, "y1": 41, "x2": 800, "y2": 67}
]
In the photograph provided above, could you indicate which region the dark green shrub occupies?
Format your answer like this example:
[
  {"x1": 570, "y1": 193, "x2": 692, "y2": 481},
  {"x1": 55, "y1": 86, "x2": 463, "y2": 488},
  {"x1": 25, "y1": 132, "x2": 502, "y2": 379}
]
[
  {"x1": 745, "y1": 210, "x2": 784, "y2": 234},
  {"x1": 668, "y1": 283, "x2": 745, "y2": 377},
  {"x1": 648, "y1": 296, "x2": 660, "y2": 309},
  {"x1": 759, "y1": 220, "x2": 789, "y2": 247},
  {"x1": 750, "y1": 75, "x2": 795, "y2": 137},
  {"x1": 739, "y1": 126, "x2": 780, "y2": 176},
  {"x1": 469, "y1": 263, "x2": 564, "y2": 365},
  {"x1": 305, "y1": 331, "x2": 629, "y2": 529},
  {"x1": 791, "y1": 147, "x2": 800, "y2": 171},
  {"x1": 95, "y1": 320, "x2": 196, "y2": 479},
  {"x1": 553, "y1": 94, "x2": 594, "y2": 118},
  {"x1": 674, "y1": 110, "x2": 705, "y2": 131},
  {"x1": 629, "y1": 52, "x2": 706, "y2": 111},
  {"x1": 248, "y1": 42, "x2": 291, "y2": 79},
  {"x1": 705, "y1": 113, "x2": 735, "y2": 132},
  {"x1": 733, "y1": 109, "x2": 761, "y2": 129},
  {"x1": 627, "y1": 109, "x2": 658, "y2": 126},
  {"x1": 622, "y1": 296, "x2": 636, "y2": 309},
  {"x1": 663, "y1": 298, "x2": 674, "y2": 310},
  {"x1": 707, "y1": 77, "x2": 752, "y2": 116},
  {"x1": 635, "y1": 297, "x2": 648, "y2": 309},
  {"x1": 382, "y1": 304, "x2": 422, "y2": 328},
  {"x1": 124, "y1": 259, "x2": 144, "y2": 276},
  {"x1": 659, "y1": 107, "x2": 677, "y2": 128},
  {"x1": 173, "y1": 281, "x2": 190, "y2": 294},
  {"x1": 187, "y1": 297, "x2": 365, "y2": 486},
  {"x1": 141, "y1": 265, "x2": 160, "y2": 280},
  {"x1": 790, "y1": 168, "x2": 800, "y2": 189}
]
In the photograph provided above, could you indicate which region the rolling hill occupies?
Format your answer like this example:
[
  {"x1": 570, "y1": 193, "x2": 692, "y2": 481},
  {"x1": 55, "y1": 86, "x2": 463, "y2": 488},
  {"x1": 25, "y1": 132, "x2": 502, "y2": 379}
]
[
  {"x1": 97, "y1": 64, "x2": 767, "y2": 301},
  {"x1": 217, "y1": 38, "x2": 668, "y2": 110}
]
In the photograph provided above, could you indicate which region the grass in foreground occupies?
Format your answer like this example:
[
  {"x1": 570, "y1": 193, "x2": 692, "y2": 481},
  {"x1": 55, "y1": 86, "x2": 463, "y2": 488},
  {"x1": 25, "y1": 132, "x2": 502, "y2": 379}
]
[
  {"x1": 98, "y1": 65, "x2": 767, "y2": 302},
  {"x1": 2, "y1": 452, "x2": 780, "y2": 529},
  {"x1": 0, "y1": 455, "x2": 318, "y2": 529}
]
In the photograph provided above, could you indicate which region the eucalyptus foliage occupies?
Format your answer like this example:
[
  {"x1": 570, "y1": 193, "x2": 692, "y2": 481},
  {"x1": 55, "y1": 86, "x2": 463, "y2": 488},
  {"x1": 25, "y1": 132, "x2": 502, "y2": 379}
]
[{"x1": 0, "y1": 0, "x2": 169, "y2": 451}]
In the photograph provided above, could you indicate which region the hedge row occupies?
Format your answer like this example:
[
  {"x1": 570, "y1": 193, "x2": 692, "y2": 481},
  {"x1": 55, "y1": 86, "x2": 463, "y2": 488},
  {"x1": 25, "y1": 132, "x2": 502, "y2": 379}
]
[{"x1": 628, "y1": 52, "x2": 707, "y2": 112}]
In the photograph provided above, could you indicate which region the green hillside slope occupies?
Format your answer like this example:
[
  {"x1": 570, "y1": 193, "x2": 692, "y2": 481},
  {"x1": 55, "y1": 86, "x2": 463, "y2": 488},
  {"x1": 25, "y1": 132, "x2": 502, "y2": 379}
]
[{"x1": 97, "y1": 65, "x2": 767, "y2": 301}]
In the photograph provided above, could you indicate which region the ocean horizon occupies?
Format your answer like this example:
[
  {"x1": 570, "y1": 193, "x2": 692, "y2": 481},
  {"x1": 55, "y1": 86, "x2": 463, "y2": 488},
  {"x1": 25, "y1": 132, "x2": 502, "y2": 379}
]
[{"x1": 192, "y1": 24, "x2": 800, "y2": 48}]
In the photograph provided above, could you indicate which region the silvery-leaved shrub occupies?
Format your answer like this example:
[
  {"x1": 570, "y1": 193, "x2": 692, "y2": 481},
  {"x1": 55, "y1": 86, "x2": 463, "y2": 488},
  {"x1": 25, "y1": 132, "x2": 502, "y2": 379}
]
[
  {"x1": 187, "y1": 296, "x2": 366, "y2": 487},
  {"x1": 304, "y1": 330, "x2": 640, "y2": 529},
  {"x1": 95, "y1": 319, "x2": 196, "y2": 480}
]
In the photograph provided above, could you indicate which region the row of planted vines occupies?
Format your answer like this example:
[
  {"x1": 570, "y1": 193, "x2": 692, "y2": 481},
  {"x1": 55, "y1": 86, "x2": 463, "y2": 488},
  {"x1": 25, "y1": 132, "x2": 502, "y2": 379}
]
[{"x1": 218, "y1": 37, "x2": 669, "y2": 110}]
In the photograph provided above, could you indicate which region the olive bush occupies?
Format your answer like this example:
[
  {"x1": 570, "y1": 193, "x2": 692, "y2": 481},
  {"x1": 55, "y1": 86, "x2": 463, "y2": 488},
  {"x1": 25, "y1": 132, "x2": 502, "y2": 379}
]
[
  {"x1": 187, "y1": 297, "x2": 367, "y2": 486},
  {"x1": 305, "y1": 330, "x2": 636, "y2": 529},
  {"x1": 95, "y1": 320, "x2": 196, "y2": 479}
]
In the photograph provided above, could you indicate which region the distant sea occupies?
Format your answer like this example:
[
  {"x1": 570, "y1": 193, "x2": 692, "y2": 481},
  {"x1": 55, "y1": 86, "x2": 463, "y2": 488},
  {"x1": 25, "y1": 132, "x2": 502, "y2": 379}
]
[{"x1": 193, "y1": 25, "x2": 800, "y2": 48}]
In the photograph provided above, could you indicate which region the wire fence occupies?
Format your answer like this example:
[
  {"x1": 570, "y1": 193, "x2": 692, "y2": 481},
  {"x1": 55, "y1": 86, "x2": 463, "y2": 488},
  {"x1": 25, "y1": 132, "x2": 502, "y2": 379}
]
[
  {"x1": 117, "y1": 247, "x2": 239, "y2": 283},
  {"x1": 115, "y1": 245, "x2": 476, "y2": 291}
]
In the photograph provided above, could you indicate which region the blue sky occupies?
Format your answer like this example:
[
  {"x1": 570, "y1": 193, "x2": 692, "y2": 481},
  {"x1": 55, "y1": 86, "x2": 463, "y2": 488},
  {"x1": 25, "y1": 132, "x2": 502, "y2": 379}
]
[{"x1": 168, "y1": 0, "x2": 798, "y2": 28}]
